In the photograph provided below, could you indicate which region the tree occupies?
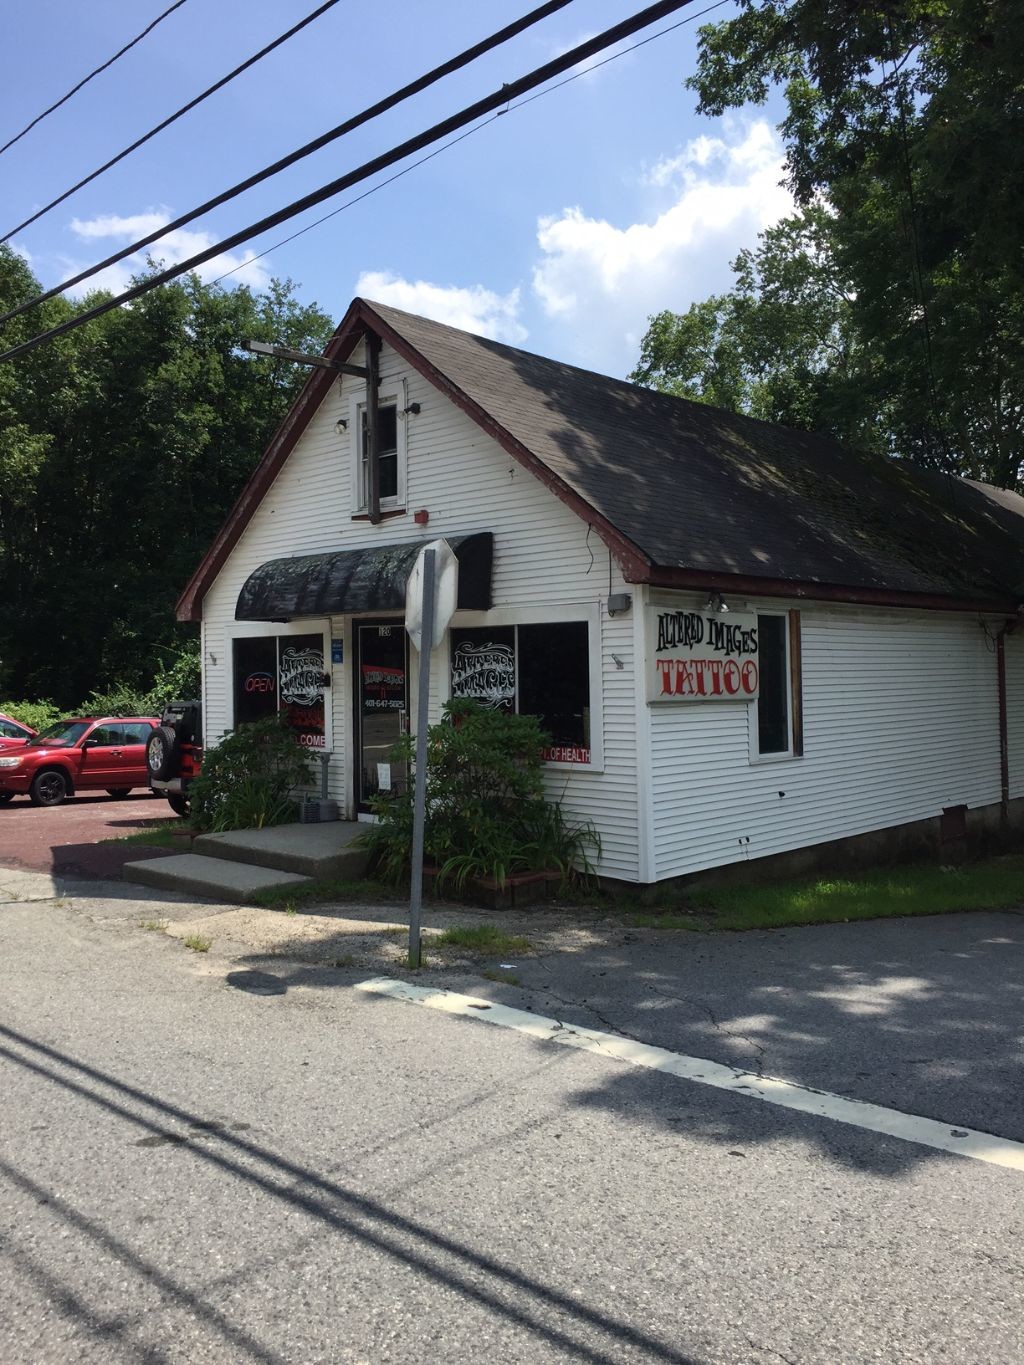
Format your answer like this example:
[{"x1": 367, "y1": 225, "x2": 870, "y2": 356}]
[
  {"x1": 0, "y1": 248, "x2": 334, "y2": 706},
  {"x1": 631, "y1": 205, "x2": 886, "y2": 451},
  {"x1": 634, "y1": 0, "x2": 1024, "y2": 486}
]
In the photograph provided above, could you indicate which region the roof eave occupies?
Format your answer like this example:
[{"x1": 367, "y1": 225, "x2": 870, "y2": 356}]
[
  {"x1": 175, "y1": 304, "x2": 371, "y2": 622},
  {"x1": 636, "y1": 563, "x2": 1017, "y2": 615}
]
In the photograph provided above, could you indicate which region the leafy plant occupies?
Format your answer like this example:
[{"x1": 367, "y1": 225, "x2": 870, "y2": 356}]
[
  {"x1": 0, "y1": 698, "x2": 61, "y2": 731},
  {"x1": 78, "y1": 683, "x2": 151, "y2": 718},
  {"x1": 188, "y1": 714, "x2": 312, "y2": 833},
  {"x1": 361, "y1": 700, "x2": 600, "y2": 892},
  {"x1": 145, "y1": 641, "x2": 201, "y2": 710}
]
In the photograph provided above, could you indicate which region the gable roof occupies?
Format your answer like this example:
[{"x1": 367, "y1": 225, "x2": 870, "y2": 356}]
[{"x1": 177, "y1": 297, "x2": 1024, "y2": 621}]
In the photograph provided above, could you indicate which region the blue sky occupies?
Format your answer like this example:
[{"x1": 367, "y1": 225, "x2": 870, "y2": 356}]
[{"x1": 2, "y1": 0, "x2": 791, "y2": 378}]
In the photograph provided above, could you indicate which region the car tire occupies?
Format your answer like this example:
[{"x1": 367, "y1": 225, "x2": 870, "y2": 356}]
[
  {"x1": 30, "y1": 768, "x2": 70, "y2": 807},
  {"x1": 106, "y1": 788, "x2": 131, "y2": 798},
  {"x1": 167, "y1": 793, "x2": 190, "y2": 818},
  {"x1": 146, "y1": 726, "x2": 179, "y2": 782},
  {"x1": 0, "y1": 791, "x2": 14, "y2": 805}
]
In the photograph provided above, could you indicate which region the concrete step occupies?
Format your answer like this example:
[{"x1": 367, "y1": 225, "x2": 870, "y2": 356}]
[
  {"x1": 123, "y1": 854, "x2": 312, "y2": 905},
  {"x1": 192, "y1": 821, "x2": 368, "y2": 880}
]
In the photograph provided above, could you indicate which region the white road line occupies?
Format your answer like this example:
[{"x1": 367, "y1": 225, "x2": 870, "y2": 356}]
[{"x1": 355, "y1": 977, "x2": 1024, "y2": 1173}]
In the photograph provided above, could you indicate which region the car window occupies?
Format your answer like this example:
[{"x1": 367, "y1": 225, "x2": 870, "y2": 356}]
[
  {"x1": 121, "y1": 723, "x2": 152, "y2": 744},
  {"x1": 88, "y1": 726, "x2": 119, "y2": 746},
  {"x1": 32, "y1": 721, "x2": 89, "y2": 747},
  {"x1": 0, "y1": 719, "x2": 24, "y2": 737}
]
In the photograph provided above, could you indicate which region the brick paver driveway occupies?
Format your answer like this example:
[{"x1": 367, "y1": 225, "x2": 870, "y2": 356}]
[{"x1": 0, "y1": 791, "x2": 178, "y2": 879}]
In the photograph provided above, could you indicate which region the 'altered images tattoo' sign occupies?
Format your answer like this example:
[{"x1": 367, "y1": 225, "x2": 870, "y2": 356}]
[
  {"x1": 647, "y1": 607, "x2": 760, "y2": 702},
  {"x1": 451, "y1": 640, "x2": 515, "y2": 710}
]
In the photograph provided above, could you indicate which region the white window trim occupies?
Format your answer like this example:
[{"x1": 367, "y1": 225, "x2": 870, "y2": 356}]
[
  {"x1": 748, "y1": 609, "x2": 795, "y2": 764},
  {"x1": 224, "y1": 618, "x2": 333, "y2": 755},
  {"x1": 445, "y1": 601, "x2": 604, "y2": 772},
  {"x1": 350, "y1": 378, "x2": 408, "y2": 513}
]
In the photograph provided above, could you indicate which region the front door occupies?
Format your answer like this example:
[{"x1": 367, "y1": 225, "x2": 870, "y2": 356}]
[{"x1": 354, "y1": 620, "x2": 409, "y2": 813}]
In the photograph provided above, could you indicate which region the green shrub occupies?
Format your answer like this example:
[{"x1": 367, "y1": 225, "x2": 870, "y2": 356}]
[
  {"x1": 145, "y1": 642, "x2": 201, "y2": 710},
  {"x1": 0, "y1": 699, "x2": 62, "y2": 731},
  {"x1": 78, "y1": 683, "x2": 151, "y2": 718},
  {"x1": 188, "y1": 715, "x2": 313, "y2": 832},
  {"x1": 361, "y1": 700, "x2": 600, "y2": 891}
]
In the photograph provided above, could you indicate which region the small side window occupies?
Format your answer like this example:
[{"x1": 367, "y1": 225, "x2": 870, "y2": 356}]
[{"x1": 754, "y1": 611, "x2": 803, "y2": 758}]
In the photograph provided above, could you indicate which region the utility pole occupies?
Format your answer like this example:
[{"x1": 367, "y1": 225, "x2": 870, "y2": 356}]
[{"x1": 243, "y1": 335, "x2": 383, "y2": 522}]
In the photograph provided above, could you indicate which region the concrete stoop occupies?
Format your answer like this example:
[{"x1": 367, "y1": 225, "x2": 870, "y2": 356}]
[{"x1": 123, "y1": 820, "x2": 368, "y2": 904}]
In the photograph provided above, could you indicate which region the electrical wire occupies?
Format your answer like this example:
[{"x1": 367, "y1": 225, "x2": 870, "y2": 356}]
[
  {"x1": 208, "y1": 0, "x2": 733, "y2": 288},
  {"x1": 0, "y1": 0, "x2": 189, "y2": 158},
  {"x1": 0, "y1": 0, "x2": 576, "y2": 326},
  {"x1": 0, "y1": 0, "x2": 703, "y2": 366},
  {"x1": 2, "y1": 0, "x2": 346, "y2": 244}
]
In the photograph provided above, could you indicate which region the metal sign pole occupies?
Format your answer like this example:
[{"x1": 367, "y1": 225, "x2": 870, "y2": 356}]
[{"x1": 408, "y1": 547, "x2": 436, "y2": 969}]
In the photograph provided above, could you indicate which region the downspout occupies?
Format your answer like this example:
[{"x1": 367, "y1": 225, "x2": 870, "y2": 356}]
[{"x1": 996, "y1": 620, "x2": 1017, "y2": 821}]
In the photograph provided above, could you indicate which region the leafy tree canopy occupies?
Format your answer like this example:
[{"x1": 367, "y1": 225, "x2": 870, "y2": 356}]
[
  {"x1": 633, "y1": 0, "x2": 1024, "y2": 487},
  {"x1": 0, "y1": 247, "x2": 334, "y2": 706}
]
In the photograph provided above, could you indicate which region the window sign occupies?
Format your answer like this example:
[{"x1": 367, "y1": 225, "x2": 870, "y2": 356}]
[
  {"x1": 234, "y1": 637, "x2": 278, "y2": 726},
  {"x1": 449, "y1": 623, "x2": 591, "y2": 763},
  {"x1": 232, "y1": 633, "x2": 326, "y2": 747},
  {"x1": 450, "y1": 627, "x2": 515, "y2": 711},
  {"x1": 647, "y1": 607, "x2": 760, "y2": 702},
  {"x1": 279, "y1": 634, "x2": 326, "y2": 748}
]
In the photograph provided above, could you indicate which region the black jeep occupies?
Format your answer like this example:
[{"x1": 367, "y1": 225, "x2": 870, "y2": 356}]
[{"x1": 147, "y1": 700, "x2": 203, "y2": 817}]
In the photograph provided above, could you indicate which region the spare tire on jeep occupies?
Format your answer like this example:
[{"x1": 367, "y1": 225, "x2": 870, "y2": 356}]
[{"x1": 146, "y1": 725, "x2": 179, "y2": 782}]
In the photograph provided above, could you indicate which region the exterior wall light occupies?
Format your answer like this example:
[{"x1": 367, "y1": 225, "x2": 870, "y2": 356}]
[
  {"x1": 335, "y1": 418, "x2": 348, "y2": 434},
  {"x1": 705, "y1": 592, "x2": 730, "y2": 613}
]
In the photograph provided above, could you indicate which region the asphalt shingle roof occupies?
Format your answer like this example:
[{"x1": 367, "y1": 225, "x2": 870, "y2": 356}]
[{"x1": 368, "y1": 300, "x2": 1024, "y2": 605}]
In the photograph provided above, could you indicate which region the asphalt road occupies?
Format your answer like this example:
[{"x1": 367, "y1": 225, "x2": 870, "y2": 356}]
[{"x1": 1, "y1": 884, "x2": 1022, "y2": 1363}]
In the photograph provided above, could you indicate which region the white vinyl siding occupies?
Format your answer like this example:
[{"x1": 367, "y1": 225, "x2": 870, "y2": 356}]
[
  {"x1": 199, "y1": 341, "x2": 641, "y2": 880},
  {"x1": 649, "y1": 602, "x2": 1002, "y2": 880},
  {"x1": 1006, "y1": 632, "x2": 1024, "y2": 799}
]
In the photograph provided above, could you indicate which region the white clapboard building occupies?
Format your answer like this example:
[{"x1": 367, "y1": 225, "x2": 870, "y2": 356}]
[{"x1": 177, "y1": 298, "x2": 1024, "y2": 885}]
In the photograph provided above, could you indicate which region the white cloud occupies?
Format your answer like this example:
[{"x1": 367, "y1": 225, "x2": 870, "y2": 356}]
[
  {"x1": 10, "y1": 240, "x2": 33, "y2": 265},
  {"x1": 549, "y1": 31, "x2": 634, "y2": 79},
  {"x1": 60, "y1": 209, "x2": 271, "y2": 296},
  {"x1": 354, "y1": 271, "x2": 527, "y2": 344},
  {"x1": 531, "y1": 121, "x2": 794, "y2": 375}
]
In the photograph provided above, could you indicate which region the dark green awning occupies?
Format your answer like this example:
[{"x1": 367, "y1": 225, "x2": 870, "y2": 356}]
[{"x1": 235, "y1": 532, "x2": 493, "y2": 621}]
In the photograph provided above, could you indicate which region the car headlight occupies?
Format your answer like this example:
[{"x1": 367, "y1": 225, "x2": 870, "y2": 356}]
[{"x1": 0, "y1": 757, "x2": 22, "y2": 769}]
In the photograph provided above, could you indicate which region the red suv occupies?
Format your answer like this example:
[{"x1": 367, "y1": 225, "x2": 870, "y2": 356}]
[
  {"x1": 0, "y1": 713, "x2": 37, "y2": 751},
  {"x1": 0, "y1": 716, "x2": 159, "y2": 806}
]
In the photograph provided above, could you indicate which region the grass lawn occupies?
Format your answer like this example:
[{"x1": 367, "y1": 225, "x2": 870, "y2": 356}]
[
  {"x1": 103, "y1": 823, "x2": 186, "y2": 849},
  {"x1": 631, "y1": 854, "x2": 1024, "y2": 932},
  {"x1": 251, "y1": 877, "x2": 405, "y2": 909}
]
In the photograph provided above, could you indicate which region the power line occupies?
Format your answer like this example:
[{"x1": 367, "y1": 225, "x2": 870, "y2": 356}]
[
  {"x1": 2, "y1": 0, "x2": 346, "y2": 244},
  {"x1": 0, "y1": 0, "x2": 702, "y2": 367},
  {"x1": 0, "y1": 0, "x2": 189, "y2": 159},
  {"x1": 0, "y1": 0, "x2": 576, "y2": 326},
  {"x1": 209, "y1": 0, "x2": 734, "y2": 289}
]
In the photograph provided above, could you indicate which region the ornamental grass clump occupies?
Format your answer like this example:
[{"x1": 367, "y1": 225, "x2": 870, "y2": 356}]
[
  {"x1": 361, "y1": 700, "x2": 599, "y2": 891},
  {"x1": 188, "y1": 715, "x2": 313, "y2": 833}
]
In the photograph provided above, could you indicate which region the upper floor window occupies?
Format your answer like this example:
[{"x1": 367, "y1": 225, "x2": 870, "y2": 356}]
[{"x1": 353, "y1": 389, "x2": 407, "y2": 512}]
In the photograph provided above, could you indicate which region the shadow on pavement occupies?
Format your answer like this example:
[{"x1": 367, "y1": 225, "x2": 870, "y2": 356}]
[
  {"x1": 221, "y1": 910, "x2": 1024, "y2": 1171},
  {"x1": 0, "y1": 1022, "x2": 699, "y2": 1365}
]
